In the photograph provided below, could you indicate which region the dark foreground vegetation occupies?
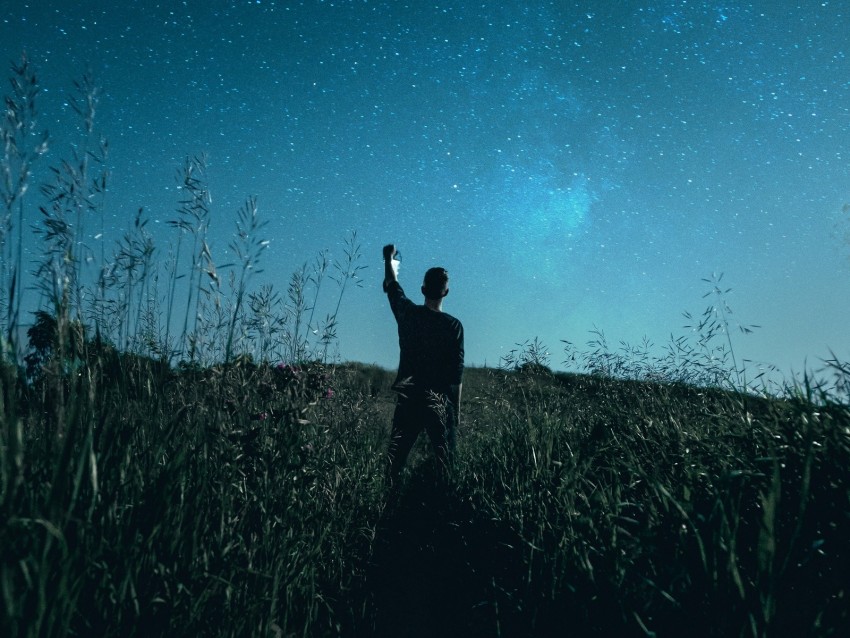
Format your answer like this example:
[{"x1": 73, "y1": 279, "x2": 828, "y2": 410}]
[
  {"x1": 2, "y1": 354, "x2": 849, "y2": 637},
  {"x1": 1, "y1": 56, "x2": 849, "y2": 637}
]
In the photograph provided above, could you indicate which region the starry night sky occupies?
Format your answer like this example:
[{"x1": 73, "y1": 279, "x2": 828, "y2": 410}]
[{"x1": 3, "y1": 1, "x2": 850, "y2": 381}]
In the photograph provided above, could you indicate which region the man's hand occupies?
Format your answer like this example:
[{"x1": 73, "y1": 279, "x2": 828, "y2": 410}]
[{"x1": 383, "y1": 244, "x2": 397, "y2": 261}]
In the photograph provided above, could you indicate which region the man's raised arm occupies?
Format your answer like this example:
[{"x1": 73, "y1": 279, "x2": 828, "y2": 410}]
[{"x1": 382, "y1": 243, "x2": 398, "y2": 291}]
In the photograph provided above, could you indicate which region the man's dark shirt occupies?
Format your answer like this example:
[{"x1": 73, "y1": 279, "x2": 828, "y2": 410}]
[{"x1": 385, "y1": 280, "x2": 464, "y2": 400}]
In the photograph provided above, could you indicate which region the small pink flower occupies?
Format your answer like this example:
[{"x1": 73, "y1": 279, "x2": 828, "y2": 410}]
[{"x1": 323, "y1": 388, "x2": 334, "y2": 399}]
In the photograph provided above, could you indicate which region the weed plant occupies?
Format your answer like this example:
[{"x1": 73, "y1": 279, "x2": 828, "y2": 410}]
[{"x1": 1, "y1": 59, "x2": 848, "y2": 638}]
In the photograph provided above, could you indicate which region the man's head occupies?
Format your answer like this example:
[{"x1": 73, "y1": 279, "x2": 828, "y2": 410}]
[{"x1": 422, "y1": 267, "x2": 449, "y2": 301}]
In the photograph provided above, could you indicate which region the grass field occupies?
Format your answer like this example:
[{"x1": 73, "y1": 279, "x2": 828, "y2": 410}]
[
  {"x1": 1, "y1": 58, "x2": 849, "y2": 637},
  {"x1": 2, "y1": 355, "x2": 849, "y2": 637}
]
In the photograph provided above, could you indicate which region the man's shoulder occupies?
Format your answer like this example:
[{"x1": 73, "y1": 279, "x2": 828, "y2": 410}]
[
  {"x1": 440, "y1": 311, "x2": 463, "y2": 330},
  {"x1": 386, "y1": 280, "x2": 411, "y2": 306}
]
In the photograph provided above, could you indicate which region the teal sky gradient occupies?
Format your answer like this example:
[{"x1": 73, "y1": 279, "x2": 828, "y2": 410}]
[{"x1": 3, "y1": 1, "x2": 849, "y2": 384}]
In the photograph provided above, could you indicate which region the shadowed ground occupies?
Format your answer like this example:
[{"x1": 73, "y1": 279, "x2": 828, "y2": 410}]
[
  {"x1": 352, "y1": 465, "x2": 630, "y2": 638},
  {"x1": 364, "y1": 472, "x2": 519, "y2": 637}
]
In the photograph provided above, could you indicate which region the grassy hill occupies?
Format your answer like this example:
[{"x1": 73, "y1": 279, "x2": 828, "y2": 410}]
[{"x1": 2, "y1": 356, "x2": 847, "y2": 637}]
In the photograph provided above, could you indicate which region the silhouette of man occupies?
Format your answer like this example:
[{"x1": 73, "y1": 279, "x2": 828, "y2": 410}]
[{"x1": 382, "y1": 244, "x2": 464, "y2": 486}]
